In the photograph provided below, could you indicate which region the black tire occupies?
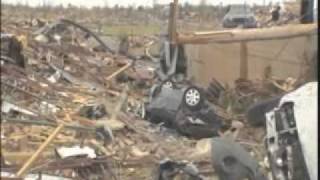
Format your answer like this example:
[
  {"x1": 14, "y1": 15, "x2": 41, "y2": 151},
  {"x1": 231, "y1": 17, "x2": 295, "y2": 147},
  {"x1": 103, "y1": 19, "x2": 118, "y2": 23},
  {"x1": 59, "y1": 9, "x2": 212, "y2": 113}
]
[
  {"x1": 246, "y1": 95, "x2": 283, "y2": 127},
  {"x1": 212, "y1": 137, "x2": 267, "y2": 180},
  {"x1": 182, "y1": 86, "x2": 203, "y2": 111}
]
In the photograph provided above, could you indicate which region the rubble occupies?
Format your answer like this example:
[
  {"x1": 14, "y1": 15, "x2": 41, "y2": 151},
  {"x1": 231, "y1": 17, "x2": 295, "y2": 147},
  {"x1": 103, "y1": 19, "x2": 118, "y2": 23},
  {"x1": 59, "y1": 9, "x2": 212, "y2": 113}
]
[
  {"x1": 1, "y1": 2, "x2": 316, "y2": 180},
  {"x1": 1, "y1": 17, "x2": 218, "y2": 179},
  {"x1": 155, "y1": 159, "x2": 205, "y2": 180}
]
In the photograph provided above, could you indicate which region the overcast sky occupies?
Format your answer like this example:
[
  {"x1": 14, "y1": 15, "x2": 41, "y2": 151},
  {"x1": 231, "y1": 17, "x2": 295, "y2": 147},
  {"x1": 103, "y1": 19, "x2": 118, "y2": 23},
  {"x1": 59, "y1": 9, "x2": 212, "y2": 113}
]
[{"x1": 2, "y1": 0, "x2": 288, "y2": 8}]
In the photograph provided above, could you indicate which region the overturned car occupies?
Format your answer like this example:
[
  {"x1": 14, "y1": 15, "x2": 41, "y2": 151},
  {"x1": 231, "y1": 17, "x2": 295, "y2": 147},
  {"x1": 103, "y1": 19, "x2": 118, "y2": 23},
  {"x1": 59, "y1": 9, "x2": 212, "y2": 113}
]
[
  {"x1": 143, "y1": 38, "x2": 229, "y2": 139},
  {"x1": 144, "y1": 80, "x2": 228, "y2": 139}
]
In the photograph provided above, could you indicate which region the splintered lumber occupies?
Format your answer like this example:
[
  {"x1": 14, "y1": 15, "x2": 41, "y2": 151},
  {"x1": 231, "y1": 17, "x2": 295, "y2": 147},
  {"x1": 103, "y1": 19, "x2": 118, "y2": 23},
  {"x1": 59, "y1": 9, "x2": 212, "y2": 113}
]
[
  {"x1": 16, "y1": 123, "x2": 65, "y2": 177},
  {"x1": 106, "y1": 62, "x2": 132, "y2": 81},
  {"x1": 177, "y1": 23, "x2": 317, "y2": 44}
]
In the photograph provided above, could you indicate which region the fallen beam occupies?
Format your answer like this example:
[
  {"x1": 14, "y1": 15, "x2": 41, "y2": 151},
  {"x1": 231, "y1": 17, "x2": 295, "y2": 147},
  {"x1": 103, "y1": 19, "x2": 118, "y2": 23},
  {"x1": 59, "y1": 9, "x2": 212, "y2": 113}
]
[
  {"x1": 177, "y1": 23, "x2": 317, "y2": 44},
  {"x1": 16, "y1": 123, "x2": 65, "y2": 177}
]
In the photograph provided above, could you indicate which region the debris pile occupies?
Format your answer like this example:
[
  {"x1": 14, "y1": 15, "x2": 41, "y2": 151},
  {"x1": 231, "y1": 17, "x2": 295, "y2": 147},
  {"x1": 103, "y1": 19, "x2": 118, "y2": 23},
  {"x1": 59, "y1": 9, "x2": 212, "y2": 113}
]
[
  {"x1": 254, "y1": 6, "x2": 301, "y2": 28},
  {"x1": 1, "y1": 5, "x2": 309, "y2": 180},
  {"x1": 1, "y1": 18, "x2": 221, "y2": 179}
]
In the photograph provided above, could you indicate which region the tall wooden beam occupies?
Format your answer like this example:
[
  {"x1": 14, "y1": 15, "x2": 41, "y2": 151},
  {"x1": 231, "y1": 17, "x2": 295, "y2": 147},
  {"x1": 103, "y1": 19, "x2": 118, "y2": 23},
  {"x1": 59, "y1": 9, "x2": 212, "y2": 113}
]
[{"x1": 168, "y1": 0, "x2": 179, "y2": 44}]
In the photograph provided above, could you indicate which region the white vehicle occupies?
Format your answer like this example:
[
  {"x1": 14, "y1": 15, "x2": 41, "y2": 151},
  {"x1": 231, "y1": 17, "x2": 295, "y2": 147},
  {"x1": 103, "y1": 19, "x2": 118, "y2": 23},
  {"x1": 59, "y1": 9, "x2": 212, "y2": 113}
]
[{"x1": 265, "y1": 82, "x2": 317, "y2": 180}]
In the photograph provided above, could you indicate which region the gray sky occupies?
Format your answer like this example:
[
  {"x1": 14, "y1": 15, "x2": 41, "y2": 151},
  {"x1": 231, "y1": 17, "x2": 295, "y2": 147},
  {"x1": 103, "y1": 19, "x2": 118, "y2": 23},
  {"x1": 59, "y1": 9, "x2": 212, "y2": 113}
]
[{"x1": 2, "y1": 0, "x2": 288, "y2": 8}]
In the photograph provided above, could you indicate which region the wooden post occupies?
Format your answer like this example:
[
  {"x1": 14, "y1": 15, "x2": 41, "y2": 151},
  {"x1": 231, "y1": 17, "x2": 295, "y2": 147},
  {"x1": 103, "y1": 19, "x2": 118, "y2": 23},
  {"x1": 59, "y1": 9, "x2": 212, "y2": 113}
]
[
  {"x1": 168, "y1": 0, "x2": 179, "y2": 44},
  {"x1": 240, "y1": 41, "x2": 248, "y2": 79},
  {"x1": 16, "y1": 123, "x2": 65, "y2": 177},
  {"x1": 172, "y1": 0, "x2": 178, "y2": 44},
  {"x1": 168, "y1": 3, "x2": 174, "y2": 42}
]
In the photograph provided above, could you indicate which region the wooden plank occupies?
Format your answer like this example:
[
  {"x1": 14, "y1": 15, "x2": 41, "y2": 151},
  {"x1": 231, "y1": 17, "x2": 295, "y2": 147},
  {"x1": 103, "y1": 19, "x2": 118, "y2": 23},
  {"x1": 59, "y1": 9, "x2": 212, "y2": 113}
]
[
  {"x1": 177, "y1": 23, "x2": 317, "y2": 44},
  {"x1": 16, "y1": 123, "x2": 65, "y2": 177},
  {"x1": 106, "y1": 62, "x2": 132, "y2": 81}
]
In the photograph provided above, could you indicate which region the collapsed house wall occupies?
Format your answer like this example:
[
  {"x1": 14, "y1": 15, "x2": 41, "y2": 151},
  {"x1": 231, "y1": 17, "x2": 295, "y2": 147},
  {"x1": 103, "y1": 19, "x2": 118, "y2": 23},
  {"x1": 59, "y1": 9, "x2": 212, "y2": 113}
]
[{"x1": 185, "y1": 33, "x2": 317, "y2": 87}]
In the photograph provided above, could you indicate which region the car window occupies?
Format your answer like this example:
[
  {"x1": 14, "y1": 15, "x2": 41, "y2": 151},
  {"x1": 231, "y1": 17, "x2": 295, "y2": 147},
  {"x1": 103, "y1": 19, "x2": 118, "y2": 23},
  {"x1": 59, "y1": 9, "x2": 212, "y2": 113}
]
[{"x1": 229, "y1": 5, "x2": 251, "y2": 14}]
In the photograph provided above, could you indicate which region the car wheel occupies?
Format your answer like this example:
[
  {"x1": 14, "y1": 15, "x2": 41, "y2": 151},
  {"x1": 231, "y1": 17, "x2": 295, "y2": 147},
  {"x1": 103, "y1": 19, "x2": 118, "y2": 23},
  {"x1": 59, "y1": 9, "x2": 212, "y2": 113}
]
[{"x1": 183, "y1": 86, "x2": 203, "y2": 110}]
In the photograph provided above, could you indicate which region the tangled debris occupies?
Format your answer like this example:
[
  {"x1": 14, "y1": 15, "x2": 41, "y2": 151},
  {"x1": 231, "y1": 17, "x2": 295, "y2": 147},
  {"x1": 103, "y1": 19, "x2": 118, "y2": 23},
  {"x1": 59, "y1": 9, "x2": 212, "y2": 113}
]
[
  {"x1": 1, "y1": 18, "x2": 220, "y2": 179},
  {"x1": 1, "y1": 4, "x2": 312, "y2": 180}
]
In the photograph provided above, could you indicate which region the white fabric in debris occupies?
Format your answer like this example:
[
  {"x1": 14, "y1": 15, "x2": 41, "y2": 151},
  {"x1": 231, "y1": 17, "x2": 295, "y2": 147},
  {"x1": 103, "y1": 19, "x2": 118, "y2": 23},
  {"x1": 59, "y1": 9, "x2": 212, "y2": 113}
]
[
  {"x1": 1, "y1": 172, "x2": 72, "y2": 180},
  {"x1": 1, "y1": 101, "x2": 36, "y2": 116},
  {"x1": 56, "y1": 145, "x2": 96, "y2": 159}
]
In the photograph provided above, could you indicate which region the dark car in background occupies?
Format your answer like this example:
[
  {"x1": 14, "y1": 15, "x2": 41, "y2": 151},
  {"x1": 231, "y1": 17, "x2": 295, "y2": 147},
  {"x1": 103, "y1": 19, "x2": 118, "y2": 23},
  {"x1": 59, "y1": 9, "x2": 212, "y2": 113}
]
[{"x1": 222, "y1": 4, "x2": 257, "y2": 28}]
